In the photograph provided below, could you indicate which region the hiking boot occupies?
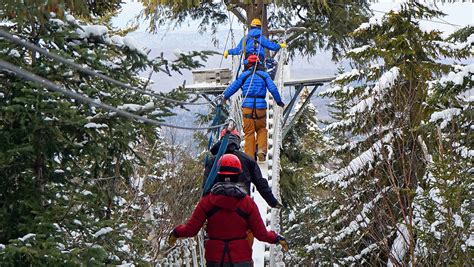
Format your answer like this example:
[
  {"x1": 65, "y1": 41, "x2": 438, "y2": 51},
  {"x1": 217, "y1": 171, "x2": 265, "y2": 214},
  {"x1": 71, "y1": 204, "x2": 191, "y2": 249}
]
[{"x1": 257, "y1": 152, "x2": 266, "y2": 162}]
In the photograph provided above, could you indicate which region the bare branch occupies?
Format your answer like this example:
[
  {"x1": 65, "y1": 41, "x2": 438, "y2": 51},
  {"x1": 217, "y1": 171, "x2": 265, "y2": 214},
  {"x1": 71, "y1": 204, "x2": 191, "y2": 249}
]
[{"x1": 229, "y1": 7, "x2": 247, "y2": 25}]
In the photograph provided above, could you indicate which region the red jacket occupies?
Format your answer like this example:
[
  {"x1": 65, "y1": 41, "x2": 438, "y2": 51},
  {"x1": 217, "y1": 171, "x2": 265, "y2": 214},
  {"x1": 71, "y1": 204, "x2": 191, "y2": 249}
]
[{"x1": 174, "y1": 186, "x2": 278, "y2": 263}]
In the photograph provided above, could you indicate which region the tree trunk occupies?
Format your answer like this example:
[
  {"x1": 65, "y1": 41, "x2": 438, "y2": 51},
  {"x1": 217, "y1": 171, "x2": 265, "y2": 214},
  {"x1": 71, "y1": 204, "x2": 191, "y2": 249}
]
[
  {"x1": 242, "y1": 0, "x2": 270, "y2": 57},
  {"x1": 243, "y1": 0, "x2": 267, "y2": 34}
]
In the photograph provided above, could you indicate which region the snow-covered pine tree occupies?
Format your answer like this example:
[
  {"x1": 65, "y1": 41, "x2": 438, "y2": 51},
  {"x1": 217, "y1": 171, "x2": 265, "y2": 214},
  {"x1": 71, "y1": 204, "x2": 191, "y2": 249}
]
[
  {"x1": 411, "y1": 26, "x2": 473, "y2": 265},
  {"x1": 280, "y1": 88, "x2": 327, "y2": 207},
  {"x1": 304, "y1": 3, "x2": 472, "y2": 265},
  {"x1": 277, "y1": 88, "x2": 329, "y2": 264},
  {"x1": 0, "y1": 3, "x2": 209, "y2": 265}
]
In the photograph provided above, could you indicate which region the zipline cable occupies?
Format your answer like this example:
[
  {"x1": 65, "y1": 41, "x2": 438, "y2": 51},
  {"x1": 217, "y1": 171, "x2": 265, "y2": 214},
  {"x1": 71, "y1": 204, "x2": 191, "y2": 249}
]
[
  {"x1": 219, "y1": 10, "x2": 235, "y2": 67},
  {"x1": 371, "y1": 9, "x2": 462, "y2": 28},
  {"x1": 0, "y1": 59, "x2": 228, "y2": 131},
  {"x1": 0, "y1": 29, "x2": 208, "y2": 106}
]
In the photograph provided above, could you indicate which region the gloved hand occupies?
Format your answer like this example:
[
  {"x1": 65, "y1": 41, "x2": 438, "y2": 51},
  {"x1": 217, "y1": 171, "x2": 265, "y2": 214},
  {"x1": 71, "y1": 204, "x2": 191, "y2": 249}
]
[
  {"x1": 213, "y1": 94, "x2": 226, "y2": 105},
  {"x1": 276, "y1": 101, "x2": 285, "y2": 108},
  {"x1": 276, "y1": 235, "x2": 289, "y2": 252},
  {"x1": 223, "y1": 50, "x2": 229, "y2": 59},
  {"x1": 168, "y1": 230, "x2": 177, "y2": 247},
  {"x1": 279, "y1": 42, "x2": 287, "y2": 49}
]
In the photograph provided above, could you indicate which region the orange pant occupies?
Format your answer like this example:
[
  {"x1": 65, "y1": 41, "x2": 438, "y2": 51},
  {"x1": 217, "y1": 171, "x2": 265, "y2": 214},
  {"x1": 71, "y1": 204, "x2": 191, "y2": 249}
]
[{"x1": 242, "y1": 108, "x2": 267, "y2": 159}]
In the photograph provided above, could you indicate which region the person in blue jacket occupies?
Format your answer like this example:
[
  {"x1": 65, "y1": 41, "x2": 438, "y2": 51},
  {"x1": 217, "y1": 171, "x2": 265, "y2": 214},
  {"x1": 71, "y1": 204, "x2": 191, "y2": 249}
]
[
  {"x1": 223, "y1": 18, "x2": 286, "y2": 63},
  {"x1": 221, "y1": 55, "x2": 285, "y2": 161}
]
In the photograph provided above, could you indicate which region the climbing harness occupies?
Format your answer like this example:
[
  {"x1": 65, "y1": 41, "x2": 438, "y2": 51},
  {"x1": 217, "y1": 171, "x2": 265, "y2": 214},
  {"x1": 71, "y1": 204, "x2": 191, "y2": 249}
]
[{"x1": 205, "y1": 202, "x2": 250, "y2": 267}]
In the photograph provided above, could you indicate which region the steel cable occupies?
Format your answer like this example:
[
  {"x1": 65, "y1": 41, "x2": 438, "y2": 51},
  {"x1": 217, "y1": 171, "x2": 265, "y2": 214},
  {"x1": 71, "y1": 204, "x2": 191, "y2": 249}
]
[
  {"x1": 0, "y1": 59, "x2": 228, "y2": 130},
  {"x1": 0, "y1": 29, "x2": 208, "y2": 106}
]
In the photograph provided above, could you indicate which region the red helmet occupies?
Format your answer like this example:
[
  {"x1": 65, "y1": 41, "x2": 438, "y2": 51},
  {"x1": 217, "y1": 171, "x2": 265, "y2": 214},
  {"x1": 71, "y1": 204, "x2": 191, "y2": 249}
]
[
  {"x1": 217, "y1": 154, "x2": 242, "y2": 175},
  {"x1": 220, "y1": 128, "x2": 240, "y2": 138},
  {"x1": 247, "y1": 54, "x2": 259, "y2": 64}
]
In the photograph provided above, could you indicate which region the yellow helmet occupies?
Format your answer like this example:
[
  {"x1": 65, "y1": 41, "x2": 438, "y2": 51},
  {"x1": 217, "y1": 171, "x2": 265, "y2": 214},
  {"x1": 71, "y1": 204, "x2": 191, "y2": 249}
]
[{"x1": 250, "y1": 18, "x2": 262, "y2": 27}]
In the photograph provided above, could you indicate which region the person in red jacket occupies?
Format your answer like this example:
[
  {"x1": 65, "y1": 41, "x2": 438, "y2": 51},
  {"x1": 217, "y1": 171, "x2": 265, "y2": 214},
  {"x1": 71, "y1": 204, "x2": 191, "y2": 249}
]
[{"x1": 168, "y1": 154, "x2": 288, "y2": 266}]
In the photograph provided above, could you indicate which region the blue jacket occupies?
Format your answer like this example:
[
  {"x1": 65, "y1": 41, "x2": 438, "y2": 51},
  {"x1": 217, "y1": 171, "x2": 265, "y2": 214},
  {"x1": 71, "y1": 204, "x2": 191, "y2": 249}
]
[
  {"x1": 223, "y1": 70, "x2": 282, "y2": 109},
  {"x1": 228, "y1": 28, "x2": 280, "y2": 59}
]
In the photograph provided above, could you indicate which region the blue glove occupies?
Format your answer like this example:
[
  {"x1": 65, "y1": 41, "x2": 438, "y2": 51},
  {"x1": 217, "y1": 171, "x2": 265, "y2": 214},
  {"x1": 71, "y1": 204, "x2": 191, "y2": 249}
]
[{"x1": 277, "y1": 101, "x2": 285, "y2": 108}]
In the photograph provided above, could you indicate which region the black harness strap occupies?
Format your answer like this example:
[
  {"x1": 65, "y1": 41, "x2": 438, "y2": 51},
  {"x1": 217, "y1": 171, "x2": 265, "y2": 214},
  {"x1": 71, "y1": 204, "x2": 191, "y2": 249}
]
[
  {"x1": 205, "y1": 206, "x2": 249, "y2": 221},
  {"x1": 241, "y1": 71, "x2": 266, "y2": 87},
  {"x1": 235, "y1": 208, "x2": 249, "y2": 220},
  {"x1": 243, "y1": 35, "x2": 267, "y2": 71},
  {"x1": 206, "y1": 206, "x2": 221, "y2": 218},
  {"x1": 209, "y1": 235, "x2": 248, "y2": 267},
  {"x1": 244, "y1": 36, "x2": 259, "y2": 57},
  {"x1": 241, "y1": 71, "x2": 267, "y2": 120},
  {"x1": 205, "y1": 205, "x2": 250, "y2": 267},
  {"x1": 210, "y1": 236, "x2": 247, "y2": 267},
  {"x1": 221, "y1": 241, "x2": 233, "y2": 267},
  {"x1": 243, "y1": 113, "x2": 265, "y2": 120}
]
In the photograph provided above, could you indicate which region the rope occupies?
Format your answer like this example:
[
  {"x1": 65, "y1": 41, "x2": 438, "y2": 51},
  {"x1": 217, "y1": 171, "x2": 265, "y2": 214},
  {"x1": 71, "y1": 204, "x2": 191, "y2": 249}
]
[
  {"x1": 371, "y1": 9, "x2": 462, "y2": 28},
  {"x1": 202, "y1": 131, "x2": 230, "y2": 194},
  {"x1": 220, "y1": 10, "x2": 235, "y2": 67},
  {"x1": 0, "y1": 59, "x2": 228, "y2": 131},
  {"x1": 0, "y1": 29, "x2": 208, "y2": 106},
  {"x1": 204, "y1": 105, "x2": 223, "y2": 167}
]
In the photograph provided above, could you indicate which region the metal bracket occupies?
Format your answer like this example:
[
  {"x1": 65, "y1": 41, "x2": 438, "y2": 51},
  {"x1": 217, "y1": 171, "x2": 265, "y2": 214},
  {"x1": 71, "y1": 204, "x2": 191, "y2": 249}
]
[
  {"x1": 282, "y1": 84, "x2": 321, "y2": 139},
  {"x1": 282, "y1": 84, "x2": 305, "y2": 127}
]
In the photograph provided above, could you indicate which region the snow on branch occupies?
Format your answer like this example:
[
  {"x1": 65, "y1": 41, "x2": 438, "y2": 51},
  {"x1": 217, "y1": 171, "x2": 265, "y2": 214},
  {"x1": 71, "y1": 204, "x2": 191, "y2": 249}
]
[
  {"x1": 319, "y1": 84, "x2": 356, "y2": 96},
  {"x1": 429, "y1": 108, "x2": 461, "y2": 129},
  {"x1": 93, "y1": 227, "x2": 113, "y2": 238},
  {"x1": 118, "y1": 102, "x2": 155, "y2": 112},
  {"x1": 325, "y1": 117, "x2": 354, "y2": 132},
  {"x1": 77, "y1": 25, "x2": 108, "y2": 39},
  {"x1": 439, "y1": 63, "x2": 474, "y2": 87},
  {"x1": 66, "y1": 13, "x2": 149, "y2": 57},
  {"x1": 342, "y1": 243, "x2": 379, "y2": 264},
  {"x1": 333, "y1": 187, "x2": 391, "y2": 242},
  {"x1": 18, "y1": 233, "x2": 36, "y2": 242},
  {"x1": 354, "y1": 16, "x2": 384, "y2": 33},
  {"x1": 387, "y1": 223, "x2": 409, "y2": 267},
  {"x1": 434, "y1": 34, "x2": 474, "y2": 52},
  {"x1": 353, "y1": 2, "x2": 410, "y2": 34},
  {"x1": 84, "y1": 122, "x2": 108, "y2": 129},
  {"x1": 334, "y1": 69, "x2": 362, "y2": 82},
  {"x1": 322, "y1": 132, "x2": 395, "y2": 188},
  {"x1": 455, "y1": 146, "x2": 474, "y2": 159},
  {"x1": 347, "y1": 45, "x2": 371, "y2": 55},
  {"x1": 349, "y1": 67, "x2": 400, "y2": 115}
]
